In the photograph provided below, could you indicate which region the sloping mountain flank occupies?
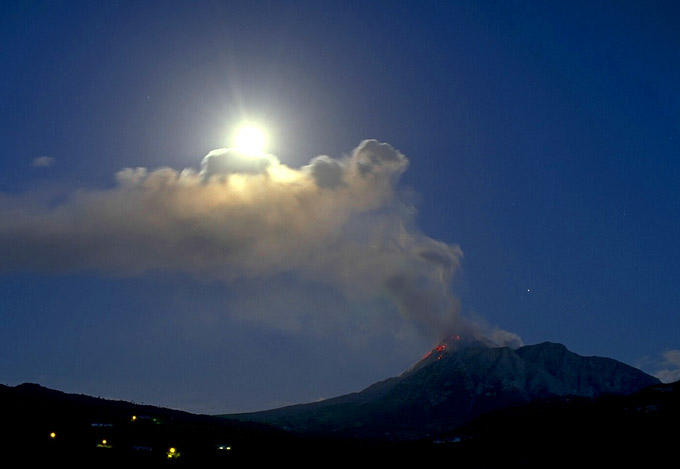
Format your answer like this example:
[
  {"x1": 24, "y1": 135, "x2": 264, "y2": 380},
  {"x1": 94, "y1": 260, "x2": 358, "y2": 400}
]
[{"x1": 225, "y1": 339, "x2": 660, "y2": 440}]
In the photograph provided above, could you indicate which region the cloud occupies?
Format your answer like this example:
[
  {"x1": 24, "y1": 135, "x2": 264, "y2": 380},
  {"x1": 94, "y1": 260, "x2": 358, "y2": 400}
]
[
  {"x1": 0, "y1": 140, "x2": 514, "y2": 345},
  {"x1": 303, "y1": 155, "x2": 345, "y2": 189},
  {"x1": 32, "y1": 156, "x2": 55, "y2": 167},
  {"x1": 653, "y1": 349, "x2": 680, "y2": 383},
  {"x1": 200, "y1": 148, "x2": 277, "y2": 178},
  {"x1": 636, "y1": 349, "x2": 680, "y2": 383}
]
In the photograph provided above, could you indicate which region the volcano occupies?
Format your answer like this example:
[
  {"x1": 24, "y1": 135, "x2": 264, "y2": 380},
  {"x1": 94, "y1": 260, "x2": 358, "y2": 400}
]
[{"x1": 225, "y1": 339, "x2": 660, "y2": 440}]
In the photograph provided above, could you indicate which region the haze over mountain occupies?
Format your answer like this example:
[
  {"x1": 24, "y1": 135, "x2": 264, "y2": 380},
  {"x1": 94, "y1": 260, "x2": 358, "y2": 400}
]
[
  {"x1": 226, "y1": 339, "x2": 660, "y2": 440},
  {"x1": 1, "y1": 338, "x2": 672, "y2": 466}
]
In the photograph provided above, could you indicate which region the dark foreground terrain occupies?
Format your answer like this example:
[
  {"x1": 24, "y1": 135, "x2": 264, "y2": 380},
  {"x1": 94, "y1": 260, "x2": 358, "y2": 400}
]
[{"x1": 1, "y1": 379, "x2": 677, "y2": 467}]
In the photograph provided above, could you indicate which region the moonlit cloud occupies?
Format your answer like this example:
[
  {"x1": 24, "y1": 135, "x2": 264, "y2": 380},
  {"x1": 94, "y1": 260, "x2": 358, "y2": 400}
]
[
  {"x1": 200, "y1": 148, "x2": 277, "y2": 178},
  {"x1": 0, "y1": 140, "x2": 519, "y2": 346}
]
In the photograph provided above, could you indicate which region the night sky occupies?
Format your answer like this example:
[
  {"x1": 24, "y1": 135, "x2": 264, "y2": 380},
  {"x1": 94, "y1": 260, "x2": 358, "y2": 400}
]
[{"x1": 2, "y1": 1, "x2": 679, "y2": 414}]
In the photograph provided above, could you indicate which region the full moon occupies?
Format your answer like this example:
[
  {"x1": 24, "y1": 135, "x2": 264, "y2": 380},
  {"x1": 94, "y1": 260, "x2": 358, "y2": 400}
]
[{"x1": 232, "y1": 124, "x2": 267, "y2": 155}]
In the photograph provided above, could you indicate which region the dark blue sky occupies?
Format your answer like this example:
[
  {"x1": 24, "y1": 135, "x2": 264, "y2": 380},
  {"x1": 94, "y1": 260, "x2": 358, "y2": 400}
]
[{"x1": 2, "y1": 1, "x2": 679, "y2": 414}]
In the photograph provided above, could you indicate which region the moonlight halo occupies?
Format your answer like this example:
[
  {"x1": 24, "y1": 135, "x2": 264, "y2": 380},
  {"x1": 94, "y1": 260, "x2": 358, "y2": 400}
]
[{"x1": 232, "y1": 123, "x2": 268, "y2": 155}]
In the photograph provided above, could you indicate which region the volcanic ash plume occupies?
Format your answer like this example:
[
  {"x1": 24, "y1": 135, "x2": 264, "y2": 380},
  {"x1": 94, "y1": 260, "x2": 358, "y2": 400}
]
[{"x1": 0, "y1": 140, "x2": 520, "y2": 346}]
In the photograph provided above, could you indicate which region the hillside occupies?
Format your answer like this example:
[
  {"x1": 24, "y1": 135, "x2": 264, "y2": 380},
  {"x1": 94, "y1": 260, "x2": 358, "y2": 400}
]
[
  {"x1": 0, "y1": 373, "x2": 675, "y2": 466},
  {"x1": 225, "y1": 340, "x2": 660, "y2": 440},
  {"x1": 428, "y1": 379, "x2": 679, "y2": 467},
  {"x1": 0, "y1": 382, "x2": 298, "y2": 465},
  {"x1": 0, "y1": 341, "x2": 669, "y2": 466}
]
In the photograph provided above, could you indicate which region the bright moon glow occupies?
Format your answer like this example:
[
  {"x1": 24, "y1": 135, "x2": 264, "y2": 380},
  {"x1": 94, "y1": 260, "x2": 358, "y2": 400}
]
[{"x1": 232, "y1": 124, "x2": 267, "y2": 155}]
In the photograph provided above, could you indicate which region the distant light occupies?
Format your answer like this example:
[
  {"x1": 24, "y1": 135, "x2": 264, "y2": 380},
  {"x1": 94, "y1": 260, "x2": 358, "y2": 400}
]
[
  {"x1": 131, "y1": 415, "x2": 137, "y2": 421},
  {"x1": 167, "y1": 447, "x2": 180, "y2": 459},
  {"x1": 232, "y1": 124, "x2": 267, "y2": 155},
  {"x1": 50, "y1": 432, "x2": 56, "y2": 439},
  {"x1": 167, "y1": 447, "x2": 176, "y2": 459},
  {"x1": 97, "y1": 438, "x2": 113, "y2": 449}
]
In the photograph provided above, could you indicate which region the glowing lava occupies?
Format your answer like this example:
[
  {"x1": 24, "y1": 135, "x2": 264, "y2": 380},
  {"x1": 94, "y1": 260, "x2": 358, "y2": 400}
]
[{"x1": 423, "y1": 335, "x2": 462, "y2": 361}]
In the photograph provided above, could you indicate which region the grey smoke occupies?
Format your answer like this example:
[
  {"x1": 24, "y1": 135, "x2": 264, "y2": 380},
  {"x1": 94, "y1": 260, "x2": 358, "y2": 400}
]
[{"x1": 0, "y1": 140, "x2": 521, "y2": 347}]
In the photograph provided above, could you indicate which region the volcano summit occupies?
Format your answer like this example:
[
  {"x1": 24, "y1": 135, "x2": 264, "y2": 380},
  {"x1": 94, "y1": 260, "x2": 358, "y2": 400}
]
[{"x1": 226, "y1": 339, "x2": 660, "y2": 440}]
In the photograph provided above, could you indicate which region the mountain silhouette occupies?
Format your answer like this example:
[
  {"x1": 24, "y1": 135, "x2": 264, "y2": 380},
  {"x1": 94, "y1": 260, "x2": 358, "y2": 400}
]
[
  {"x1": 0, "y1": 341, "x2": 672, "y2": 466},
  {"x1": 226, "y1": 339, "x2": 660, "y2": 440}
]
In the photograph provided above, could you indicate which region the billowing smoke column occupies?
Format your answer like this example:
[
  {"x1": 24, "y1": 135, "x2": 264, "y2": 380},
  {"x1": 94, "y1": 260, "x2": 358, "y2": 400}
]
[{"x1": 0, "y1": 140, "x2": 520, "y2": 346}]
